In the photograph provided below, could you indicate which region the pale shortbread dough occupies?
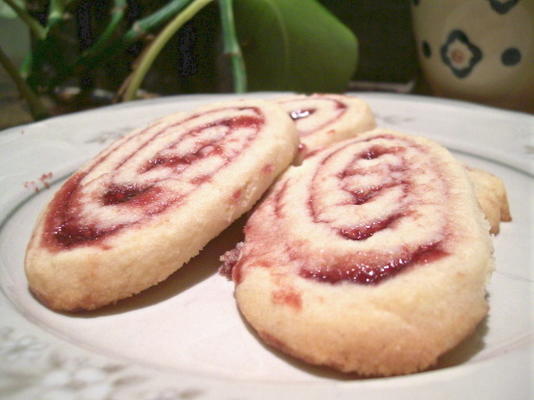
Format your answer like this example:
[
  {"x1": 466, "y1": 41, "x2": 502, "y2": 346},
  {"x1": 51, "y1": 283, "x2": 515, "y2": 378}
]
[{"x1": 467, "y1": 166, "x2": 511, "y2": 234}]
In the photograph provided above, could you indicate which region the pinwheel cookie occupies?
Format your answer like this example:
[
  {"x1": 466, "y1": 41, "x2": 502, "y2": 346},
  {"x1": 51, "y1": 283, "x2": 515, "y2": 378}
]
[
  {"x1": 467, "y1": 167, "x2": 511, "y2": 234},
  {"x1": 276, "y1": 93, "x2": 376, "y2": 161},
  {"x1": 25, "y1": 99, "x2": 298, "y2": 311},
  {"x1": 225, "y1": 129, "x2": 494, "y2": 376}
]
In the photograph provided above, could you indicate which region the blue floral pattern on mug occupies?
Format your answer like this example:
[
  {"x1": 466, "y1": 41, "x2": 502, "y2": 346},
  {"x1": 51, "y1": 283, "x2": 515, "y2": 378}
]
[
  {"x1": 440, "y1": 30, "x2": 482, "y2": 78},
  {"x1": 487, "y1": 0, "x2": 519, "y2": 14}
]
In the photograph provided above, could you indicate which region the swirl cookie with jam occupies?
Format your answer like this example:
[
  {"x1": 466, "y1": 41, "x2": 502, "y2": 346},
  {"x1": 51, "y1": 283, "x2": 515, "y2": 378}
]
[
  {"x1": 225, "y1": 129, "x2": 494, "y2": 376},
  {"x1": 25, "y1": 99, "x2": 298, "y2": 311}
]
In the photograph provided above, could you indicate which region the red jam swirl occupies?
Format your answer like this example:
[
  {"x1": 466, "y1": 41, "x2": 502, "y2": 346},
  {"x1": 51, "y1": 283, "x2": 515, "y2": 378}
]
[
  {"x1": 42, "y1": 107, "x2": 264, "y2": 251},
  {"x1": 291, "y1": 135, "x2": 448, "y2": 285},
  {"x1": 299, "y1": 243, "x2": 447, "y2": 285},
  {"x1": 102, "y1": 184, "x2": 157, "y2": 206},
  {"x1": 338, "y1": 213, "x2": 403, "y2": 241}
]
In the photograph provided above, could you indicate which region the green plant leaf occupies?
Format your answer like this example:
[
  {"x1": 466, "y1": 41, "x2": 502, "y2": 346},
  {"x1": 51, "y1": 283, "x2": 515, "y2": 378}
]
[
  {"x1": 0, "y1": 0, "x2": 25, "y2": 19},
  {"x1": 233, "y1": 0, "x2": 357, "y2": 93}
]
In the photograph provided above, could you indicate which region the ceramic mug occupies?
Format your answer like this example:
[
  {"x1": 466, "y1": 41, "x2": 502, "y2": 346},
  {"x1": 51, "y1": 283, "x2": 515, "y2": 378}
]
[{"x1": 411, "y1": 0, "x2": 534, "y2": 113}]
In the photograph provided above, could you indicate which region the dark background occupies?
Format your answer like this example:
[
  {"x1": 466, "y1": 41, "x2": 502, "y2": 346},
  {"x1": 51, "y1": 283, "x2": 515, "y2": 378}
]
[{"x1": 320, "y1": 0, "x2": 418, "y2": 84}]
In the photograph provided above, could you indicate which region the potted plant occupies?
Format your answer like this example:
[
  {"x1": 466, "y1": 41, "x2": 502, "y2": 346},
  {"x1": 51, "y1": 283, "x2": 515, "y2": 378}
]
[{"x1": 0, "y1": 0, "x2": 358, "y2": 122}]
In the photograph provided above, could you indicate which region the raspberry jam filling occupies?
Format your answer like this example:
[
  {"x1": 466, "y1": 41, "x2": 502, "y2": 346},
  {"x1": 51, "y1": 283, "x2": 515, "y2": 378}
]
[
  {"x1": 42, "y1": 173, "x2": 120, "y2": 249},
  {"x1": 42, "y1": 107, "x2": 264, "y2": 250},
  {"x1": 299, "y1": 243, "x2": 447, "y2": 285},
  {"x1": 298, "y1": 136, "x2": 449, "y2": 284},
  {"x1": 338, "y1": 213, "x2": 403, "y2": 241},
  {"x1": 102, "y1": 184, "x2": 158, "y2": 206}
]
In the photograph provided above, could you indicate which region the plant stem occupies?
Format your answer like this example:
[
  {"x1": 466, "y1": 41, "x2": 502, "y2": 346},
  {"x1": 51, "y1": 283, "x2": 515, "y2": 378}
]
[
  {"x1": 124, "y1": 0, "x2": 192, "y2": 44},
  {"x1": 218, "y1": 0, "x2": 246, "y2": 93},
  {"x1": 3, "y1": 0, "x2": 46, "y2": 39},
  {"x1": 47, "y1": 0, "x2": 65, "y2": 30},
  {"x1": 49, "y1": 0, "x2": 193, "y2": 90},
  {"x1": 20, "y1": 52, "x2": 32, "y2": 79},
  {"x1": 75, "y1": 0, "x2": 126, "y2": 63},
  {"x1": 121, "y1": 0, "x2": 214, "y2": 102},
  {"x1": 0, "y1": 45, "x2": 49, "y2": 120},
  {"x1": 20, "y1": 0, "x2": 71, "y2": 88}
]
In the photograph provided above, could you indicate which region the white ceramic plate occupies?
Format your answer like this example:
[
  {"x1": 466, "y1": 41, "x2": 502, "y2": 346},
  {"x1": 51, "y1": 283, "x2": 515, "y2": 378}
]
[{"x1": 0, "y1": 93, "x2": 532, "y2": 400}]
